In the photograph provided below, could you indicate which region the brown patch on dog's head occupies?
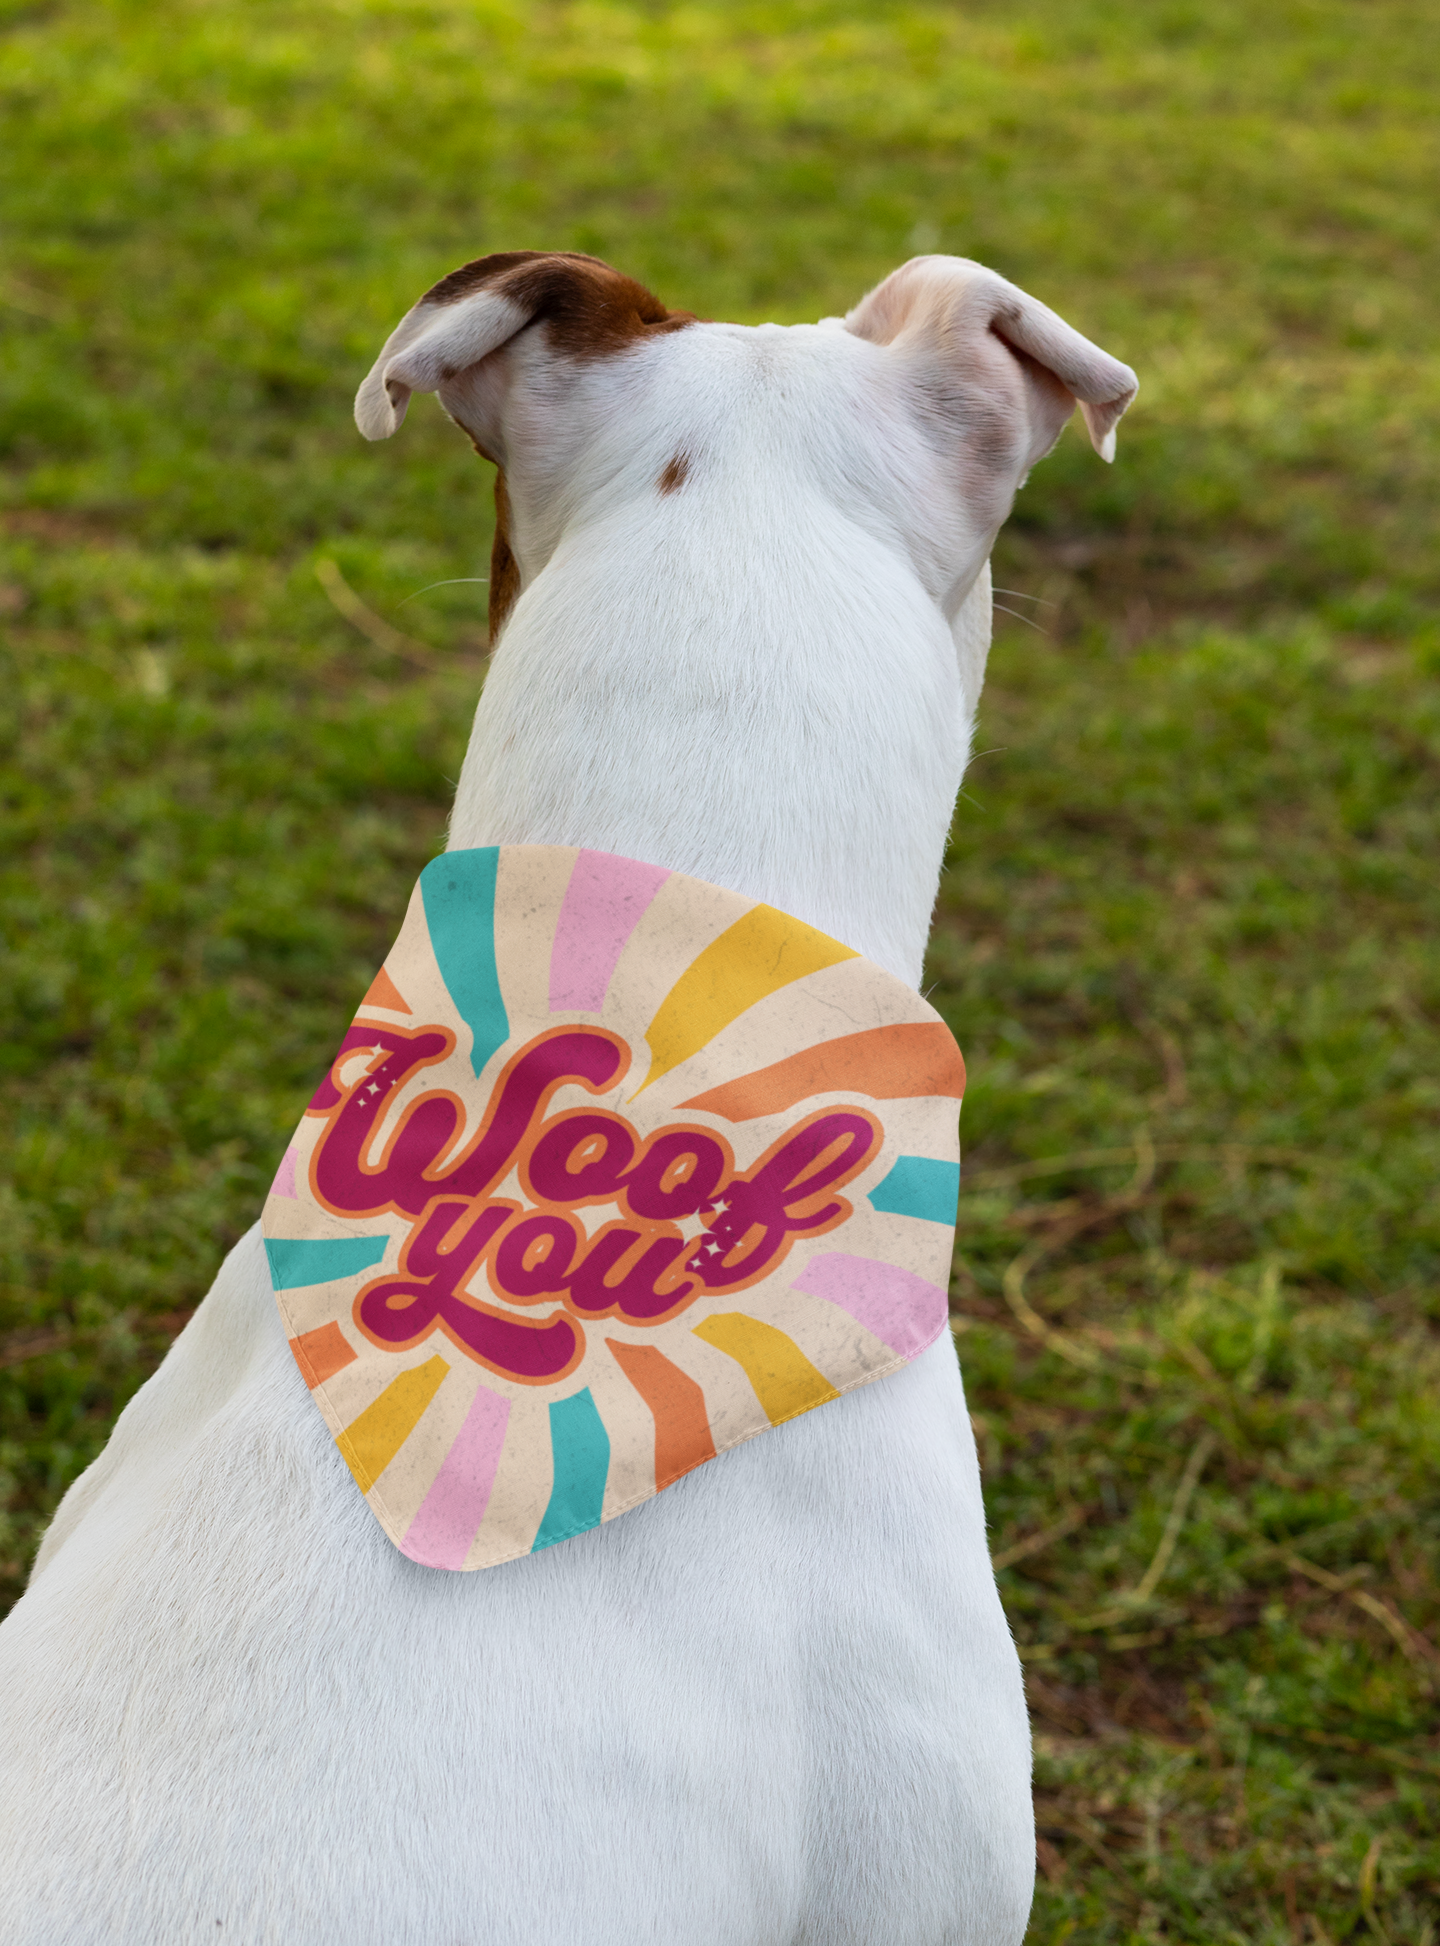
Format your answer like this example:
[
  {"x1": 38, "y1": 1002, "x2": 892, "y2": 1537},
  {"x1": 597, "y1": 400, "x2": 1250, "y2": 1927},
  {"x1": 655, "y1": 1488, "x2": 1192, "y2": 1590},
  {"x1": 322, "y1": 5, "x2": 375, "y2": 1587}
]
[
  {"x1": 356, "y1": 251, "x2": 696, "y2": 441},
  {"x1": 657, "y1": 452, "x2": 690, "y2": 495},
  {"x1": 356, "y1": 251, "x2": 700, "y2": 642},
  {"x1": 420, "y1": 251, "x2": 695, "y2": 360}
]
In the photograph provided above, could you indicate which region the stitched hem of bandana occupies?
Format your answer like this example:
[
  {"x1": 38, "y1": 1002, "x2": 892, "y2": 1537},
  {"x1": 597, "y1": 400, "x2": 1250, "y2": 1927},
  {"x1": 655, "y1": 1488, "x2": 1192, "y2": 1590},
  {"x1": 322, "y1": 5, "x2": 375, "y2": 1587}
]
[{"x1": 313, "y1": 1337, "x2": 941, "y2": 1570}]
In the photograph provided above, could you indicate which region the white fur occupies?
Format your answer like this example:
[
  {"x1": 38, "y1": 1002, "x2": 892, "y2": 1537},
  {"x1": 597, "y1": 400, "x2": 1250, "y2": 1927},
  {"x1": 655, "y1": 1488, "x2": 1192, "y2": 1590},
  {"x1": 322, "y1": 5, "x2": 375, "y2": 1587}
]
[{"x1": 0, "y1": 256, "x2": 1135, "y2": 1944}]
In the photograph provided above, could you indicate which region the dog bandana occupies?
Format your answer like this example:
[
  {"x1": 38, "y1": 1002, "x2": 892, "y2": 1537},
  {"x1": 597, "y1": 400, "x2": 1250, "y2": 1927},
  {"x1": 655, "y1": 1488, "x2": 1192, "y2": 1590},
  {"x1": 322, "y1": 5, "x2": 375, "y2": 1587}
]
[{"x1": 263, "y1": 847, "x2": 965, "y2": 1570}]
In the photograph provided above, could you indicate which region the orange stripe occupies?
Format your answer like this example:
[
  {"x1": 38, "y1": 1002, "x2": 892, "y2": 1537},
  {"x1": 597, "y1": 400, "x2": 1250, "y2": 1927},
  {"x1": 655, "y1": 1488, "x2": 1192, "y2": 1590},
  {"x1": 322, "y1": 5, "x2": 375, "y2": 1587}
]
[
  {"x1": 360, "y1": 965, "x2": 412, "y2": 1015},
  {"x1": 678, "y1": 1022, "x2": 965, "y2": 1122},
  {"x1": 289, "y1": 1321, "x2": 357, "y2": 1388},
  {"x1": 606, "y1": 1339, "x2": 718, "y2": 1488}
]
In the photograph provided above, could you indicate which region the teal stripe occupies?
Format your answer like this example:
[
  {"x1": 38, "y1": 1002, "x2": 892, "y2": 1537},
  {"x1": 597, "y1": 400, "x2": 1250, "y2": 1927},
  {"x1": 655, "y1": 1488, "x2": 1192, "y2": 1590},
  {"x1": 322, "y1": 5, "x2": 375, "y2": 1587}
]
[
  {"x1": 868, "y1": 1155, "x2": 961, "y2": 1226},
  {"x1": 532, "y1": 1388, "x2": 611, "y2": 1552},
  {"x1": 264, "y1": 1235, "x2": 390, "y2": 1290},
  {"x1": 420, "y1": 848, "x2": 510, "y2": 1077}
]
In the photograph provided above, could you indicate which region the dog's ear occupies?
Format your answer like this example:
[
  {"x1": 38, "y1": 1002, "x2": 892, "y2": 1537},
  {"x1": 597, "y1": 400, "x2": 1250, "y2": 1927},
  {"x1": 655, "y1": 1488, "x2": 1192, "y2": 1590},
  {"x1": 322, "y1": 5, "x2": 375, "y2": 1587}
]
[
  {"x1": 844, "y1": 256, "x2": 1137, "y2": 466},
  {"x1": 355, "y1": 251, "x2": 693, "y2": 444}
]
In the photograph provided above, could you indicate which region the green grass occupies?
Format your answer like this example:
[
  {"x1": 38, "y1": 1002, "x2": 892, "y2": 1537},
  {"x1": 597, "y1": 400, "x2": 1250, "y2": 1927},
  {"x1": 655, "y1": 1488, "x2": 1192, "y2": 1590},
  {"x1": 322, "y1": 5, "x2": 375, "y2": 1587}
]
[{"x1": 2, "y1": 2, "x2": 1438, "y2": 1938}]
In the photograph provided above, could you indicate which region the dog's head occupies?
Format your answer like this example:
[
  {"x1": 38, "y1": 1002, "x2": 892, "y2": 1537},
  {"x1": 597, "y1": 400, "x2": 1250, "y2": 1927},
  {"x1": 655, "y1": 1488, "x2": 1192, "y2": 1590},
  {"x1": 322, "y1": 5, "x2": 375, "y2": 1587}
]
[{"x1": 356, "y1": 250, "x2": 1136, "y2": 646}]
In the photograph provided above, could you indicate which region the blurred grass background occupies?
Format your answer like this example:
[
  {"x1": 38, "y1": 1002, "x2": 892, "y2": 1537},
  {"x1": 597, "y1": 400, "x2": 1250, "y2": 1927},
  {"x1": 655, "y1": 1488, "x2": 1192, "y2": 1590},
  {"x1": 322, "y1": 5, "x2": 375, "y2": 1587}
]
[{"x1": 1, "y1": 1, "x2": 1437, "y2": 1939}]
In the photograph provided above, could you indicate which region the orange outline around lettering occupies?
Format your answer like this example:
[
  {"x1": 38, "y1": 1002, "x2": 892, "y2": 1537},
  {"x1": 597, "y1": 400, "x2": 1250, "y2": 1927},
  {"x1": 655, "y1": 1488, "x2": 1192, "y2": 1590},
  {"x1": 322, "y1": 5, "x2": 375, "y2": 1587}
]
[{"x1": 322, "y1": 1030, "x2": 886, "y2": 1376}]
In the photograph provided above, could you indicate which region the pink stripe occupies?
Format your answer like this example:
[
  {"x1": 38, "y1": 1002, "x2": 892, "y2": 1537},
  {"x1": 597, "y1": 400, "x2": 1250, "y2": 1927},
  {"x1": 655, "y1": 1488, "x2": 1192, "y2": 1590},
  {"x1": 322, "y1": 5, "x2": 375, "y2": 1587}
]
[
  {"x1": 789, "y1": 1252, "x2": 948, "y2": 1360},
  {"x1": 400, "y1": 1385, "x2": 511, "y2": 1569},
  {"x1": 271, "y1": 1146, "x2": 299, "y2": 1199},
  {"x1": 549, "y1": 850, "x2": 670, "y2": 1013}
]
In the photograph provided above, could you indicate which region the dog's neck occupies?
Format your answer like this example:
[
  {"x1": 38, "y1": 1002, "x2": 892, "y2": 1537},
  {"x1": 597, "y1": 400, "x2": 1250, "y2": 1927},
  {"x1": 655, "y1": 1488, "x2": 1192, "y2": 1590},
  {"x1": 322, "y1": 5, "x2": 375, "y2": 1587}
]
[{"x1": 447, "y1": 522, "x2": 989, "y2": 988}]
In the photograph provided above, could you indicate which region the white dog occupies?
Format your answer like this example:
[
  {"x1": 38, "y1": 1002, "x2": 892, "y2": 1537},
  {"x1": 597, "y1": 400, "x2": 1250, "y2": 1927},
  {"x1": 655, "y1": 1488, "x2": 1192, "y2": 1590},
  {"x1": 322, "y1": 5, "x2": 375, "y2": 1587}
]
[{"x1": 0, "y1": 252, "x2": 1134, "y2": 1944}]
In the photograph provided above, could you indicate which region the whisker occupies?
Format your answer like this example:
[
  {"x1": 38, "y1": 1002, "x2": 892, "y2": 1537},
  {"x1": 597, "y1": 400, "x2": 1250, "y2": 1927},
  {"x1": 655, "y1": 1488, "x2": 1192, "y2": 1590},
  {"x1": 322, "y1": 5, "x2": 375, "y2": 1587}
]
[
  {"x1": 992, "y1": 587, "x2": 1059, "y2": 609},
  {"x1": 397, "y1": 577, "x2": 491, "y2": 608},
  {"x1": 993, "y1": 602, "x2": 1049, "y2": 635}
]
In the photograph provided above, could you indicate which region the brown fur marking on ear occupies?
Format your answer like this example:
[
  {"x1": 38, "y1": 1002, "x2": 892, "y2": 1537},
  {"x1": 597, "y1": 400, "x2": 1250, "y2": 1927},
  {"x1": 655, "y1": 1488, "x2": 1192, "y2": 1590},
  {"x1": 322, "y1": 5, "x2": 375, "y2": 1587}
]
[
  {"x1": 422, "y1": 251, "x2": 568, "y2": 307},
  {"x1": 488, "y1": 469, "x2": 521, "y2": 642},
  {"x1": 657, "y1": 452, "x2": 690, "y2": 495},
  {"x1": 420, "y1": 251, "x2": 695, "y2": 360}
]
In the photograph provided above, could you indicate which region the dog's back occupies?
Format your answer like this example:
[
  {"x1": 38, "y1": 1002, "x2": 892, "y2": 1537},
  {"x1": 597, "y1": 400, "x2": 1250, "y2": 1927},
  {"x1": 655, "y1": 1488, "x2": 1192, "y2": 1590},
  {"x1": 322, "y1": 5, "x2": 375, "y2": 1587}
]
[{"x1": 0, "y1": 252, "x2": 1134, "y2": 1946}]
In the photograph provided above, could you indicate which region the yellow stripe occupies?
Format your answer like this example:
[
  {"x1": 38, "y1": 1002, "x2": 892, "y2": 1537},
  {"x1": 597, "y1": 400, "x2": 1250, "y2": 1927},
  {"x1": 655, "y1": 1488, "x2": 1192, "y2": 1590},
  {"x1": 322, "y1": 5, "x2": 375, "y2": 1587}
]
[
  {"x1": 692, "y1": 1313, "x2": 840, "y2": 1425},
  {"x1": 637, "y1": 906, "x2": 856, "y2": 1094},
  {"x1": 336, "y1": 1355, "x2": 449, "y2": 1492}
]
